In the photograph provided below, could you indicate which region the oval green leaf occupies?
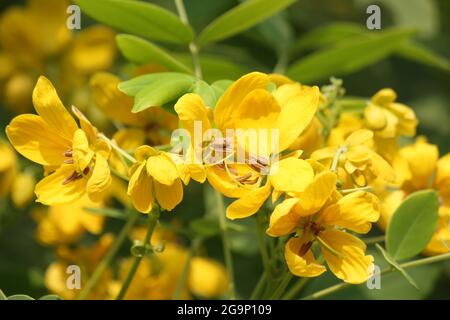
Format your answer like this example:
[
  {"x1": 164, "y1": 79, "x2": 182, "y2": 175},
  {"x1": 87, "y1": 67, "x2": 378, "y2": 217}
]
[
  {"x1": 7, "y1": 294, "x2": 35, "y2": 300},
  {"x1": 386, "y1": 190, "x2": 439, "y2": 261},
  {"x1": 39, "y1": 295, "x2": 63, "y2": 300},
  {"x1": 287, "y1": 29, "x2": 415, "y2": 83},
  {"x1": 198, "y1": 0, "x2": 296, "y2": 46},
  {"x1": 75, "y1": 0, "x2": 193, "y2": 44},
  {"x1": 116, "y1": 34, "x2": 193, "y2": 74}
]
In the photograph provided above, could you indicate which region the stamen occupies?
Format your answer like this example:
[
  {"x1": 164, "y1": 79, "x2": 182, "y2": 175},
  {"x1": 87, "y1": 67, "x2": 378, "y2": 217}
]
[
  {"x1": 64, "y1": 149, "x2": 73, "y2": 158},
  {"x1": 298, "y1": 241, "x2": 313, "y2": 256},
  {"x1": 64, "y1": 159, "x2": 74, "y2": 164},
  {"x1": 62, "y1": 171, "x2": 82, "y2": 185}
]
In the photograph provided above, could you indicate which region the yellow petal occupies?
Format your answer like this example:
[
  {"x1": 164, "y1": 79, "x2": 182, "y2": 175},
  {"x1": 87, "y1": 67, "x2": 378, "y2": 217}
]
[
  {"x1": 226, "y1": 182, "x2": 271, "y2": 219},
  {"x1": 135, "y1": 145, "x2": 158, "y2": 162},
  {"x1": 146, "y1": 153, "x2": 179, "y2": 185},
  {"x1": 319, "y1": 229, "x2": 373, "y2": 284},
  {"x1": 400, "y1": 138, "x2": 438, "y2": 189},
  {"x1": 320, "y1": 191, "x2": 379, "y2": 234},
  {"x1": 214, "y1": 72, "x2": 269, "y2": 130},
  {"x1": 233, "y1": 89, "x2": 281, "y2": 130},
  {"x1": 174, "y1": 93, "x2": 211, "y2": 139},
  {"x1": 364, "y1": 104, "x2": 387, "y2": 131},
  {"x1": 371, "y1": 88, "x2": 397, "y2": 105},
  {"x1": 277, "y1": 85, "x2": 320, "y2": 151},
  {"x1": 127, "y1": 162, "x2": 154, "y2": 213},
  {"x1": 268, "y1": 73, "x2": 294, "y2": 87},
  {"x1": 6, "y1": 114, "x2": 70, "y2": 166},
  {"x1": 436, "y1": 153, "x2": 450, "y2": 197},
  {"x1": 267, "y1": 198, "x2": 300, "y2": 236},
  {"x1": 269, "y1": 157, "x2": 314, "y2": 193},
  {"x1": 113, "y1": 128, "x2": 146, "y2": 153},
  {"x1": 87, "y1": 153, "x2": 112, "y2": 203},
  {"x1": 310, "y1": 146, "x2": 337, "y2": 161},
  {"x1": 345, "y1": 129, "x2": 373, "y2": 147},
  {"x1": 72, "y1": 129, "x2": 94, "y2": 172},
  {"x1": 35, "y1": 165, "x2": 87, "y2": 205},
  {"x1": 346, "y1": 145, "x2": 372, "y2": 164},
  {"x1": 294, "y1": 171, "x2": 337, "y2": 216},
  {"x1": 154, "y1": 179, "x2": 183, "y2": 211},
  {"x1": 32, "y1": 76, "x2": 78, "y2": 141},
  {"x1": 388, "y1": 102, "x2": 417, "y2": 137},
  {"x1": 206, "y1": 165, "x2": 251, "y2": 198},
  {"x1": 370, "y1": 152, "x2": 396, "y2": 183},
  {"x1": 285, "y1": 237, "x2": 326, "y2": 278}
]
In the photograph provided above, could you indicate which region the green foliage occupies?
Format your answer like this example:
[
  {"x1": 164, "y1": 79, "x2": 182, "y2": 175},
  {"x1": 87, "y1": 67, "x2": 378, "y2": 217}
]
[
  {"x1": 116, "y1": 34, "x2": 193, "y2": 73},
  {"x1": 386, "y1": 190, "x2": 439, "y2": 261},
  {"x1": 287, "y1": 29, "x2": 415, "y2": 83},
  {"x1": 119, "y1": 73, "x2": 196, "y2": 113},
  {"x1": 75, "y1": 0, "x2": 193, "y2": 44},
  {"x1": 375, "y1": 244, "x2": 418, "y2": 289},
  {"x1": 198, "y1": 0, "x2": 296, "y2": 46}
]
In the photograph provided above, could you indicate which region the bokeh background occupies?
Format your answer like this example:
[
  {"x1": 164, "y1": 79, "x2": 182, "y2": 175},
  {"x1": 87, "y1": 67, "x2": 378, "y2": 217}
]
[{"x1": 0, "y1": 0, "x2": 449, "y2": 299}]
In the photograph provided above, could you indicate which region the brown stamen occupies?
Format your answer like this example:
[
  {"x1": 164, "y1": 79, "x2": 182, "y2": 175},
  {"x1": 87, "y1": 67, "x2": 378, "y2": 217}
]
[{"x1": 298, "y1": 241, "x2": 313, "y2": 256}]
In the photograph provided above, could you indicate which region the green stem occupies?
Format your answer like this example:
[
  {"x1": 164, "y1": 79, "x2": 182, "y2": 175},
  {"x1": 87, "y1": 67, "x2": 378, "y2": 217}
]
[
  {"x1": 116, "y1": 208, "x2": 160, "y2": 300},
  {"x1": 363, "y1": 235, "x2": 385, "y2": 245},
  {"x1": 250, "y1": 272, "x2": 268, "y2": 300},
  {"x1": 174, "y1": 0, "x2": 202, "y2": 79},
  {"x1": 173, "y1": 237, "x2": 202, "y2": 300},
  {"x1": 215, "y1": 190, "x2": 236, "y2": 299},
  {"x1": 256, "y1": 212, "x2": 272, "y2": 284},
  {"x1": 78, "y1": 211, "x2": 139, "y2": 300},
  {"x1": 302, "y1": 252, "x2": 450, "y2": 300},
  {"x1": 281, "y1": 277, "x2": 310, "y2": 300},
  {"x1": 270, "y1": 272, "x2": 293, "y2": 300}
]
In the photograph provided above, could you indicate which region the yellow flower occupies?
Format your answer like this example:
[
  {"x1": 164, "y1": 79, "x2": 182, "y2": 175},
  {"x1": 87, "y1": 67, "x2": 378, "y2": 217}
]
[
  {"x1": 127, "y1": 146, "x2": 183, "y2": 213},
  {"x1": 11, "y1": 171, "x2": 36, "y2": 208},
  {"x1": 327, "y1": 112, "x2": 364, "y2": 147},
  {"x1": 111, "y1": 227, "x2": 228, "y2": 300},
  {"x1": 267, "y1": 164, "x2": 379, "y2": 284},
  {"x1": 364, "y1": 88, "x2": 418, "y2": 139},
  {"x1": 45, "y1": 234, "x2": 114, "y2": 300},
  {"x1": 311, "y1": 129, "x2": 395, "y2": 187},
  {"x1": 174, "y1": 72, "x2": 319, "y2": 219},
  {"x1": 379, "y1": 138, "x2": 450, "y2": 255},
  {"x1": 6, "y1": 76, "x2": 112, "y2": 205},
  {"x1": 0, "y1": 141, "x2": 17, "y2": 196},
  {"x1": 33, "y1": 196, "x2": 104, "y2": 245}
]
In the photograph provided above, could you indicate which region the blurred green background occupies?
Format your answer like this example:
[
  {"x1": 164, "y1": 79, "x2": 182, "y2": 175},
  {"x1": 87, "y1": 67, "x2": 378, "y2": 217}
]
[{"x1": 0, "y1": 0, "x2": 449, "y2": 299}]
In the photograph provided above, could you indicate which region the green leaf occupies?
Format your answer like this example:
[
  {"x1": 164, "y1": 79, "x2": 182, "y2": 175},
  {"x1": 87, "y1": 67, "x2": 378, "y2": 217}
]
[
  {"x1": 396, "y1": 42, "x2": 450, "y2": 72},
  {"x1": 119, "y1": 73, "x2": 195, "y2": 96},
  {"x1": 116, "y1": 34, "x2": 193, "y2": 74},
  {"x1": 287, "y1": 29, "x2": 415, "y2": 83},
  {"x1": 386, "y1": 190, "x2": 439, "y2": 261},
  {"x1": 211, "y1": 80, "x2": 233, "y2": 101},
  {"x1": 291, "y1": 22, "x2": 366, "y2": 54},
  {"x1": 133, "y1": 79, "x2": 194, "y2": 113},
  {"x1": 191, "y1": 80, "x2": 217, "y2": 107},
  {"x1": 7, "y1": 294, "x2": 35, "y2": 300},
  {"x1": 375, "y1": 244, "x2": 419, "y2": 289},
  {"x1": 74, "y1": 0, "x2": 193, "y2": 44},
  {"x1": 198, "y1": 0, "x2": 296, "y2": 46},
  {"x1": 255, "y1": 13, "x2": 294, "y2": 53},
  {"x1": 0, "y1": 289, "x2": 6, "y2": 300},
  {"x1": 38, "y1": 295, "x2": 63, "y2": 300}
]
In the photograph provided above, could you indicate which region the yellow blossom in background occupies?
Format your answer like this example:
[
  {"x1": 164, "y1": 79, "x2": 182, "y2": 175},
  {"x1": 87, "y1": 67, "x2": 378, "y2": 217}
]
[
  {"x1": 267, "y1": 162, "x2": 379, "y2": 283},
  {"x1": 109, "y1": 227, "x2": 228, "y2": 300},
  {"x1": 364, "y1": 88, "x2": 418, "y2": 139},
  {"x1": 312, "y1": 129, "x2": 396, "y2": 187},
  {"x1": 379, "y1": 137, "x2": 450, "y2": 255},
  {"x1": 45, "y1": 234, "x2": 114, "y2": 300},
  {"x1": 0, "y1": 141, "x2": 17, "y2": 197},
  {"x1": 33, "y1": 196, "x2": 104, "y2": 245},
  {"x1": 6, "y1": 76, "x2": 112, "y2": 205}
]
